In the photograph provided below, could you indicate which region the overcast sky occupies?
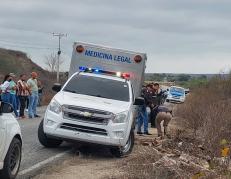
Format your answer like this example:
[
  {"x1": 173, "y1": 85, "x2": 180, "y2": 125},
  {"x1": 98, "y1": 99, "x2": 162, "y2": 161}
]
[{"x1": 0, "y1": 0, "x2": 231, "y2": 74}]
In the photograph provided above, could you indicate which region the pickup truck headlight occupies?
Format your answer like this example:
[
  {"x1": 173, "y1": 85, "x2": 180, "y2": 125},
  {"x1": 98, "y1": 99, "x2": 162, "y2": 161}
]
[
  {"x1": 113, "y1": 112, "x2": 128, "y2": 123},
  {"x1": 49, "y1": 100, "x2": 62, "y2": 114}
]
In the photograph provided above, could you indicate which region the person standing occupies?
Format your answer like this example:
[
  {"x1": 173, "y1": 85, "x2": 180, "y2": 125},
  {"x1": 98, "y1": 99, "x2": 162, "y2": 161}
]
[
  {"x1": 150, "y1": 83, "x2": 161, "y2": 128},
  {"x1": 37, "y1": 80, "x2": 44, "y2": 106},
  {"x1": 0, "y1": 74, "x2": 11, "y2": 103},
  {"x1": 17, "y1": 74, "x2": 30, "y2": 119},
  {"x1": 8, "y1": 73, "x2": 19, "y2": 117},
  {"x1": 27, "y1": 72, "x2": 40, "y2": 118},
  {"x1": 137, "y1": 85, "x2": 152, "y2": 135}
]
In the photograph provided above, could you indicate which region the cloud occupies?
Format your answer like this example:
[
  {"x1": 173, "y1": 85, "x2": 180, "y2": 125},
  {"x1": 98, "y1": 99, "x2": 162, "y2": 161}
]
[{"x1": 0, "y1": 0, "x2": 231, "y2": 73}]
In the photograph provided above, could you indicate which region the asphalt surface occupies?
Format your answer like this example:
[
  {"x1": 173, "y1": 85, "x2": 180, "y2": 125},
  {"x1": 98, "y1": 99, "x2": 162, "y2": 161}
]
[{"x1": 17, "y1": 106, "x2": 73, "y2": 178}]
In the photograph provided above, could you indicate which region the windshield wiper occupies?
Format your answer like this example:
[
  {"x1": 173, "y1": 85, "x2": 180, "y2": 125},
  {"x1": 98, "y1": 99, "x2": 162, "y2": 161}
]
[
  {"x1": 90, "y1": 94, "x2": 103, "y2": 98},
  {"x1": 64, "y1": 89, "x2": 77, "y2": 94},
  {"x1": 90, "y1": 94, "x2": 110, "y2": 99}
]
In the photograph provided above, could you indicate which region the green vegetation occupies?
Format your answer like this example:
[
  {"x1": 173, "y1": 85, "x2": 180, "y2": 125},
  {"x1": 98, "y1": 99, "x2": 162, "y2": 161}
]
[
  {"x1": 178, "y1": 75, "x2": 208, "y2": 89},
  {"x1": 145, "y1": 73, "x2": 209, "y2": 89}
]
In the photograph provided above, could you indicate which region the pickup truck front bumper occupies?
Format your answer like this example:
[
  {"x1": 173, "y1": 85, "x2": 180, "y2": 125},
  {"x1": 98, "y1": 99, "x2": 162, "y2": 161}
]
[{"x1": 43, "y1": 110, "x2": 129, "y2": 147}]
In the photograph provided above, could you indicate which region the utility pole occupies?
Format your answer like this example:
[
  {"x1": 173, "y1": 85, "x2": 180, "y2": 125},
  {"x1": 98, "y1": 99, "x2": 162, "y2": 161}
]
[{"x1": 53, "y1": 33, "x2": 66, "y2": 83}]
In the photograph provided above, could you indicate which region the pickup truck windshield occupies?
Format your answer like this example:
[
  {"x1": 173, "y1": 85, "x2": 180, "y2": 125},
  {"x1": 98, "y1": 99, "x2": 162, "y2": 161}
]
[{"x1": 63, "y1": 75, "x2": 130, "y2": 102}]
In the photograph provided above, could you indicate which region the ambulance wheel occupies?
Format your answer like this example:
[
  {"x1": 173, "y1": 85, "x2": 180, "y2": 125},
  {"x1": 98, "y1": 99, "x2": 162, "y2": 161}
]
[
  {"x1": 38, "y1": 120, "x2": 62, "y2": 148},
  {"x1": 110, "y1": 129, "x2": 134, "y2": 158}
]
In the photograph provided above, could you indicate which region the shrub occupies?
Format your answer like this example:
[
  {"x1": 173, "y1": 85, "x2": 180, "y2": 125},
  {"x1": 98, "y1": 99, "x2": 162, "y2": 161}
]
[{"x1": 175, "y1": 75, "x2": 231, "y2": 157}]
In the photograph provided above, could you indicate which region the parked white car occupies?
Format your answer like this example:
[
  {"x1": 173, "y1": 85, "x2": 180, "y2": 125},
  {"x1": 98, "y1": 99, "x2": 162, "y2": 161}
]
[
  {"x1": 0, "y1": 102, "x2": 22, "y2": 179},
  {"x1": 166, "y1": 86, "x2": 186, "y2": 103}
]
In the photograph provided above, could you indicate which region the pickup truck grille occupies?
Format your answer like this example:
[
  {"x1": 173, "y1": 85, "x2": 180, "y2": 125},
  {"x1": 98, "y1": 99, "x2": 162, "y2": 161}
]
[
  {"x1": 60, "y1": 123, "x2": 107, "y2": 136},
  {"x1": 62, "y1": 105, "x2": 114, "y2": 125}
]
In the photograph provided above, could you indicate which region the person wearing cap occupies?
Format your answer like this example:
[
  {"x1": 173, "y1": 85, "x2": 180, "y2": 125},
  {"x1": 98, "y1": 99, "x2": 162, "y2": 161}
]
[
  {"x1": 8, "y1": 73, "x2": 19, "y2": 117},
  {"x1": 27, "y1": 72, "x2": 40, "y2": 118}
]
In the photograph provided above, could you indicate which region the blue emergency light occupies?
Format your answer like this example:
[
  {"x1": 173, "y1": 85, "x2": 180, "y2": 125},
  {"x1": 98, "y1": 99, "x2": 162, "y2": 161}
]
[
  {"x1": 79, "y1": 66, "x2": 87, "y2": 71},
  {"x1": 79, "y1": 66, "x2": 130, "y2": 79},
  {"x1": 94, "y1": 69, "x2": 99, "y2": 73}
]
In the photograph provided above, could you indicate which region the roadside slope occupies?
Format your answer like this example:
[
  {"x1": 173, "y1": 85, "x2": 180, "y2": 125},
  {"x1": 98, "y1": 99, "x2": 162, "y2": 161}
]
[{"x1": 0, "y1": 48, "x2": 67, "y2": 104}]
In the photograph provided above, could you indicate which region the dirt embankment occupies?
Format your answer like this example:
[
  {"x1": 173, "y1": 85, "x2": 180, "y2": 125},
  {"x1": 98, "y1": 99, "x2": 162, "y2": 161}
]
[
  {"x1": 34, "y1": 79, "x2": 231, "y2": 179},
  {"x1": 33, "y1": 119, "x2": 221, "y2": 179}
]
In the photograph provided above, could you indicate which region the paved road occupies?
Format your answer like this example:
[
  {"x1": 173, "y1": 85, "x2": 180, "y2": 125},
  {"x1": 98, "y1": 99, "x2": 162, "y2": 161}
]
[{"x1": 17, "y1": 107, "x2": 73, "y2": 178}]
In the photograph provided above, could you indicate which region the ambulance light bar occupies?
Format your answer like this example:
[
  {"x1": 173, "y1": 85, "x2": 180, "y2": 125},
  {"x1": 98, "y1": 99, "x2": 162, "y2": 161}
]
[{"x1": 79, "y1": 66, "x2": 130, "y2": 79}]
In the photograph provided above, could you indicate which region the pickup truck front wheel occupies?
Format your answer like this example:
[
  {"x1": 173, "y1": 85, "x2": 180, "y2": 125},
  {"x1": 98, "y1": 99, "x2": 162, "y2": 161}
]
[
  {"x1": 38, "y1": 120, "x2": 63, "y2": 148},
  {"x1": 0, "y1": 137, "x2": 22, "y2": 179},
  {"x1": 110, "y1": 130, "x2": 134, "y2": 158}
]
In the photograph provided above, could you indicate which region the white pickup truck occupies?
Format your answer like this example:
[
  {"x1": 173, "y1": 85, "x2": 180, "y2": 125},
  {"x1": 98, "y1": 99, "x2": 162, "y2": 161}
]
[
  {"x1": 38, "y1": 42, "x2": 147, "y2": 157},
  {"x1": 0, "y1": 102, "x2": 22, "y2": 179}
]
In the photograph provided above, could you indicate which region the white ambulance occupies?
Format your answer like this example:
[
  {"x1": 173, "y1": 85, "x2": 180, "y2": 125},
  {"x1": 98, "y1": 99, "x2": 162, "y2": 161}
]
[{"x1": 38, "y1": 42, "x2": 147, "y2": 157}]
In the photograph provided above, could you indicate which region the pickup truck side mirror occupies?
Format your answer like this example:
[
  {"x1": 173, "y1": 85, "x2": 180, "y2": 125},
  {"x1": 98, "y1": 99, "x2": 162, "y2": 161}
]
[
  {"x1": 134, "y1": 97, "x2": 145, "y2": 105},
  {"x1": 0, "y1": 102, "x2": 14, "y2": 115},
  {"x1": 52, "y1": 83, "x2": 62, "y2": 92}
]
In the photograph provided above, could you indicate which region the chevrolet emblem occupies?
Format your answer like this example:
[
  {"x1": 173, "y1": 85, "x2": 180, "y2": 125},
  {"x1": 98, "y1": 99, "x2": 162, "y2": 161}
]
[{"x1": 80, "y1": 111, "x2": 92, "y2": 117}]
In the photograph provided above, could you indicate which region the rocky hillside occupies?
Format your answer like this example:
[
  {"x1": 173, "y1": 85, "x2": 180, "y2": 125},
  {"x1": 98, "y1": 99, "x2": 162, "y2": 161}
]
[
  {"x1": 0, "y1": 48, "x2": 67, "y2": 104},
  {"x1": 0, "y1": 48, "x2": 49, "y2": 80}
]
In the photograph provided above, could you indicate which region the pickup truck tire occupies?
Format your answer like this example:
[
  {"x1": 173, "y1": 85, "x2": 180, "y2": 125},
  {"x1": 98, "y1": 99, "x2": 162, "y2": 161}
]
[
  {"x1": 38, "y1": 120, "x2": 63, "y2": 148},
  {"x1": 110, "y1": 129, "x2": 134, "y2": 158},
  {"x1": 0, "y1": 138, "x2": 22, "y2": 179}
]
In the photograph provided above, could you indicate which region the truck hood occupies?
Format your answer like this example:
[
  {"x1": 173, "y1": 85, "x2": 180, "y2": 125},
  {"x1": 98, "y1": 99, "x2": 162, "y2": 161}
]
[{"x1": 54, "y1": 91, "x2": 130, "y2": 114}]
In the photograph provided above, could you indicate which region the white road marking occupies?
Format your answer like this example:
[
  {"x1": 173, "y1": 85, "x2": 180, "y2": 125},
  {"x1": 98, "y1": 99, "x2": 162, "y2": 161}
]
[{"x1": 18, "y1": 150, "x2": 71, "y2": 176}]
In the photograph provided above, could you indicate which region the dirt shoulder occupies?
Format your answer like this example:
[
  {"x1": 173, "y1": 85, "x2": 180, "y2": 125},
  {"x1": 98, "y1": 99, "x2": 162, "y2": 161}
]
[
  {"x1": 33, "y1": 118, "x2": 222, "y2": 179},
  {"x1": 34, "y1": 157, "x2": 123, "y2": 179},
  {"x1": 33, "y1": 128, "x2": 160, "y2": 179}
]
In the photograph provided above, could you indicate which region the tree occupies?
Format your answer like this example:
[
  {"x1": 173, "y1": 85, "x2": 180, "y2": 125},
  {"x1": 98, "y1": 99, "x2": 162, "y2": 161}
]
[
  {"x1": 166, "y1": 75, "x2": 176, "y2": 82},
  {"x1": 198, "y1": 75, "x2": 207, "y2": 80},
  {"x1": 177, "y1": 74, "x2": 191, "y2": 82},
  {"x1": 44, "y1": 53, "x2": 64, "y2": 72}
]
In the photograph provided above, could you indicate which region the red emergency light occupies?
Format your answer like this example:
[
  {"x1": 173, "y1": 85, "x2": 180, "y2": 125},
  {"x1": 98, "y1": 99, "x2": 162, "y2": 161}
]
[
  {"x1": 121, "y1": 73, "x2": 130, "y2": 79},
  {"x1": 79, "y1": 66, "x2": 130, "y2": 79}
]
